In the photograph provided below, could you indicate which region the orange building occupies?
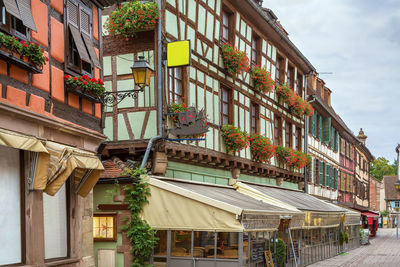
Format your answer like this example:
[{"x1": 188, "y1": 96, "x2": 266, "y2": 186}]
[{"x1": 0, "y1": 0, "x2": 108, "y2": 266}]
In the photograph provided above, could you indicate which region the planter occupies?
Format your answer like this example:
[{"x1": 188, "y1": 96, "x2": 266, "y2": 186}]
[
  {"x1": 21, "y1": 55, "x2": 29, "y2": 63},
  {"x1": 0, "y1": 46, "x2": 12, "y2": 56},
  {"x1": 65, "y1": 83, "x2": 102, "y2": 103}
]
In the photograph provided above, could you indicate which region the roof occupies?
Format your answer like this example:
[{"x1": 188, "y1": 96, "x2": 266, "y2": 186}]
[
  {"x1": 154, "y1": 178, "x2": 298, "y2": 215},
  {"x1": 100, "y1": 157, "x2": 128, "y2": 178},
  {"x1": 384, "y1": 176, "x2": 400, "y2": 200},
  {"x1": 243, "y1": 182, "x2": 344, "y2": 212}
]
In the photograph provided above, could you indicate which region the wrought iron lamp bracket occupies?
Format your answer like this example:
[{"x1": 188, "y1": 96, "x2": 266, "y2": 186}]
[{"x1": 101, "y1": 89, "x2": 144, "y2": 107}]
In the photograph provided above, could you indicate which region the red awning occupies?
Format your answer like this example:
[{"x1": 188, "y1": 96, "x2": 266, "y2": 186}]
[{"x1": 362, "y1": 211, "x2": 379, "y2": 225}]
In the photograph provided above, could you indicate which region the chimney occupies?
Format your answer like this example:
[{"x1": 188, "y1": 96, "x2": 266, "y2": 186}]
[
  {"x1": 357, "y1": 128, "x2": 367, "y2": 145},
  {"x1": 275, "y1": 21, "x2": 289, "y2": 37}
]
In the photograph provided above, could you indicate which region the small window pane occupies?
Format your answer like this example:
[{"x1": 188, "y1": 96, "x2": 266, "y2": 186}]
[
  {"x1": 93, "y1": 214, "x2": 116, "y2": 241},
  {"x1": 171, "y1": 230, "x2": 191, "y2": 257},
  {"x1": 193, "y1": 231, "x2": 215, "y2": 258},
  {"x1": 154, "y1": 231, "x2": 167, "y2": 256},
  {"x1": 216, "y1": 232, "x2": 238, "y2": 259}
]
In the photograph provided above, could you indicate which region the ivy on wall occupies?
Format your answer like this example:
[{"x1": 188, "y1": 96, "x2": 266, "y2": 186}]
[{"x1": 120, "y1": 168, "x2": 158, "y2": 267}]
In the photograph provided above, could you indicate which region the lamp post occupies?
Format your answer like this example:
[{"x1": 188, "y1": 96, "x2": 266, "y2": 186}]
[{"x1": 101, "y1": 56, "x2": 154, "y2": 107}]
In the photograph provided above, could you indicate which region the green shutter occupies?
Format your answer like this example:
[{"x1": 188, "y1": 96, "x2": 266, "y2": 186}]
[
  {"x1": 319, "y1": 116, "x2": 323, "y2": 139},
  {"x1": 314, "y1": 158, "x2": 318, "y2": 184},
  {"x1": 312, "y1": 112, "x2": 317, "y2": 137},
  {"x1": 335, "y1": 169, "x2": 338, "y2": 189},
  {"x1": 336, "y1": 131, "x2": 339, "y2": 152},
  {"x1": 331, "y1": 127, "x2": 335, "y2": 149},
  {"x1": 325, "y1": 164, "x2": 330, "y2": 187},
  {"x1": 322, "y1": 117, "x2": 331, "y2": 144},
  {"x1": 319, "y1": 161, "x2": 323, "y2": 185},
  {"x1": 330, "y1": 167, "x2": 335, "y2": 188}
]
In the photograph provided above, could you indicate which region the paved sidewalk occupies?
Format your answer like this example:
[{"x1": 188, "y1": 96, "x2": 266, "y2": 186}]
[{"x1": 309, "y1": 228, "x2": 400, "y2": 267}]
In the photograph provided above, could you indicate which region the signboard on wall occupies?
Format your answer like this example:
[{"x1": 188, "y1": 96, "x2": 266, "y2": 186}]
[{"x1": 167, "y1": 40, "x2": 191, "y2": 67}]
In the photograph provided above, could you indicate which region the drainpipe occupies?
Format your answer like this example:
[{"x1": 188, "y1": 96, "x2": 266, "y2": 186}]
[
  {"x1": 303, "y1": 72, "x2": 315, "y2": 194},
  {"x1": 141, "y1": 0, "x2": 163, "y2": 169}
]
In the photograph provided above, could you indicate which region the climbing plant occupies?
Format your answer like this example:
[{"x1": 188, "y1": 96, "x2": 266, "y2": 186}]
[{"x1": 120, "y1": 168, "x2": 158, "y2": 267}]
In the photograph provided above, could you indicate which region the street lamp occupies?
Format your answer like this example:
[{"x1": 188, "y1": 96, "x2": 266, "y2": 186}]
[
  {"x1": 101, "y1": 56, "x2": 154, "y2": 107},
  {"x1": 131, "y1": 56, "x2": 153, "y2": 90}
]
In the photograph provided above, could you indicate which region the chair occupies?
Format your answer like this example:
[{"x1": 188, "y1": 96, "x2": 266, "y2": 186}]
[{"x1": 192, "y1": 247, "x2": 205, "y2": 257}]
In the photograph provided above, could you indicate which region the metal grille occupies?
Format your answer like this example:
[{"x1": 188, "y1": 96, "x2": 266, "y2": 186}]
[
  {"x1": 80, "y1": 9, "x2": 90, "y2": 35},
  {"x1": 67, "y1": 0, "x2": 78, "y2": 27}
]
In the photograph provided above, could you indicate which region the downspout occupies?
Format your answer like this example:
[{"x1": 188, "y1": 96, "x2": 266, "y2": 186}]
[
  {"x1": 303, "y1": 72, "x2": 315, "y2": 194},
  {"x1": 141, "y1": 0, "x2": 163, "y2": 169}
]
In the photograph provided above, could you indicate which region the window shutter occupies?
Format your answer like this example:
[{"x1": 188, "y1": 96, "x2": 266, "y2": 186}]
[
  {"x1": 80, "y1": 6, "x2": 91, "y2": 35},
  {"x1": 322, "y1": 117, "x2": 331, "y2": 144},
  {"x1": 82, "y1": 33, "x2": 101, "y2": 69},
  {"x1": 330, "y1": 127, "x2": 335, "y2": 149},
  {"x1": 319, "y1": 161, "x2": 323, "y2": 185},
  {"x1": 16, "y1": 0, "x2": 37, "y2": 31},
  {"x1": 67, "y1": 0, "x2": 79, "y2": 27},
  {"x1": 319, "y1": 116, "x2": 323, "y2": 139},
  {"x1": 312, "y1": 112, "x2": 317, "y2": 137},
  {"x1": 330, "y1": 167, "x2": 334, "y2": 188},
  {"x1": 335, "y1": 169, "x2": 338, "y2": 189},
  {"x1": 325, "y1": 164, "x2": 329, "y2": 187},
  {"x1": 314, "y1": 158, "x2": 318, "y2": 184},
  {"x1": 3, "y1": 0, "x2": 21, "y2": 19},
  {"x1": 69, "y1": 24, "x2": 91, "y2": 63},
  {"x1": 336, "y1": 132, "x2": 339, "y2": 152}
]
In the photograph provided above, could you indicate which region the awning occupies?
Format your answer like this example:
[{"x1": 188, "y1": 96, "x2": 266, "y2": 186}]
[
  {"x1": 342, "y1": 207, "x2": 361, "y2": 226},
  {"x1": 362, "y1": 211, "x2": 379, "y2": 225},
  {"x1": 238, "y1": 182, "x2": 344, "y2": 228},
  {"x1": 143, "y1": 177, "x2": 300, "y2": 232},
  {"x1": 0, "y1": 128, "x2": 49, "y2": 188},
  {"x1": 42, "y1": 141, "x2": 104, "y2": 197}
]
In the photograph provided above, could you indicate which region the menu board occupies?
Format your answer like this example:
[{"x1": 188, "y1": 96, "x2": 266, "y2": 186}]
[{"x1": 251, "y1": 241, "x2": 265, "y2": 262}]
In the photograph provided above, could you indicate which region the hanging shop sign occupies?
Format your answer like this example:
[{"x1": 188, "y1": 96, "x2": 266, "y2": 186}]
[
  {"x1": 167, "y1": 40, "x2": 191, "y2": 67},
  {"x1": 167, "y1": 107, "x2": 209, "y2": 138}
]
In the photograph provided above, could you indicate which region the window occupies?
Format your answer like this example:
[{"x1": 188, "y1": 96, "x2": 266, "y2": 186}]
[
  {"x1": 287, "y1": 66, "x2": 294, "y2": 88},
  {"x1": 221, "y1": 9, "x2": 232, "y2": 43},
  {"x1": 296, "y1": 74, "x2": 303, "y2": 97},
  {"x1": 193, "y1": 232, "x2": 215, "y2": 258},
  {"x1": 0, "y1": 146, "x2": 22, "y2": 266},
  {"x1": 275, "y1": 56, "x2": 284, "y2": 87},
  {"x1": 251, "y1": 35, "x2": 260, "y2": 66},
  {"x1": 217, "y1": 232, "x2": 238, "y2": 259},
  {"x1": 0, "y1": 0, "x2": 36, "y2": 38},
  {"x1": 395, "y1": 201, "x2": 400, "y2": 208},
  {"x1": 66, "y1": 0, "x2": 100, "y2": 75},
  {"x1": 221, "y1": 87, "x2": 231, "y2": 125},
  {"x1": 250, "y1": 102, "x2": 259, "y2": 133},
  {"x1": 168, "y1": 67, "x2": 184, "y2": 103},
  {"x1": 311, "y1": 111, "x2": 317, "y2": 137},
  {"x1": 93, "y1": 213, "x2": 117, "y2": 242},
  {"x1": 295, "y1": 127, "x2": 301, "y2": 151},
  {"x1": 285, "y1": 121, "x2": 292, "y2": 147},
  {"x1": 171, "y1": 230, "x2": 191, "y2": 257},
  {"x1": 43, "y1": 183, "x2": 68, "y2": 259},
  {"x1": 274, "y1": 115, "x2": 282, "y2": 145},
  {"x1": 325, "y1": 164, "x2": 330, "y2": 187}
]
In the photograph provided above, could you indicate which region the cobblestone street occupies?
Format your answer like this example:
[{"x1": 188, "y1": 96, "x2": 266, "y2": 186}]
[{"x1": 309, "y1": 228, "x2": 400, "y2": 266}]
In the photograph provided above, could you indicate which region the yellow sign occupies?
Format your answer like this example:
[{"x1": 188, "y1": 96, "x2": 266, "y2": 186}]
[{"x1": 167, "y1": 40, "x2": 191, "y2": 67}]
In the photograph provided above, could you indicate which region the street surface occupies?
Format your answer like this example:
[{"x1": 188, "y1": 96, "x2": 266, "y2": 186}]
[{"x1": 309, "y1": 228, "x2": 400, "y2": 267}]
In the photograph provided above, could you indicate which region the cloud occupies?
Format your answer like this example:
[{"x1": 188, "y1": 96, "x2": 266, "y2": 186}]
[{"x1": 263, "y1": 0, "x2": 400, "y2": 160}]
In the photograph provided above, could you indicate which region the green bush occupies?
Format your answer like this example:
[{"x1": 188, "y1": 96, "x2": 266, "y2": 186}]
[{"x1": 276, "y1": 238, "x2": 286, "y2": 267}]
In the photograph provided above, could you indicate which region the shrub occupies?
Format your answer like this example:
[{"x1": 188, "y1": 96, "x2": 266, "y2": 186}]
[
  {"x1": 64, "y1": 74, "x2": 105, "y2": 97},
  {"x1": 249, "y1": 133, "x2": 276, "y2": 163},
  {"x1": 276, "y1": 238, "x2": 286, "y2": 267},
  {"x1": 251, "y1": 65, "x2": 275, "y2": 93},
  {"x1": 104, "y1": 1, "x2": 160, "y2": 39},
  {"x1": 221, "y1": 124, "x2": 249, "y2": 153},
  {"x1": 221, "y1": 43, "x2": 249, "y2": 76}
]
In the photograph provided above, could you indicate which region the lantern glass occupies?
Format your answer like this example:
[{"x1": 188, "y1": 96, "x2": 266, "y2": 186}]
[{"x1": 131, "y1": 56, "x2": 153, "y2": 88}]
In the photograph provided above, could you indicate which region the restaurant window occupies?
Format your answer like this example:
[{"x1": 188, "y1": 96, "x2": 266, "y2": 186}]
[
  {"x1": 93, "y1": 213, "x2": 116, "y2": 242},
  {"x1": 193, "y1": 231, "x2": 215, "y2": 258},
  {"x1": 295, "y1": 127, "x2": 301, "y2": 151},
  {"x1": 168, "y1": 67, "x2": 184, "y2": 103},
  {"x1": 0, "y1": 146, "x2": 22, "y2": 266},
  {"x1": 221, "y1": 87, "x2": 232, "y2": 125},
  {"x1": 66, "y1": 0, "x2": 101, "y2": 75},
  {"x1": 154, "y1": 230, "x2": 167, "y2": 257},
  {"x1": 171, "y1": 230, "x2": 192, "y2": 257},
  {"x1": 250, "y1": 102, "x2": 259, "y2": 133},
  {"x1": 221, "y1": 8, "x2": 233, "y2": 43},
  {"x1": 274, "y1": 115, "x2": 282, "y2": 145},
  {"x1": 285, "y1": 121, "x2": 292, "y2": 148},
  {"x1": 275, "y1": 55, "x2": 284, "y2": 87},
  {"x1": 0, "y1": 0, "x2": 37, "y2": 39},
  {"x1": 251, "y1": 35, "x2": 260, "y2": 66},
  {"x1": 43, "y1": 183, "x2": 68, "y2": 259},
  {"x1": 217, "y1": 232, "x2": 238, "y2": 259},
  {"x1": 287, "y1": 65, "x2": 294, "y2": 89}
]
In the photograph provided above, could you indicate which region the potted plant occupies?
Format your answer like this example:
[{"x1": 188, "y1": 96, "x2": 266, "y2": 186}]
[
  {"x1": 221, "y1": 43, "x2": 249, "y2": 76},
  {"x1": 168, "y1": 98, "x2": 188, "y2": 123},
  {"x1": 275, "y1": 145, "x2": 310, "y2": 170},
  {"x1": 290, "y1": 95, "x2": 307, "y2": 116},
  {"x1": 64, "y1": 74, "x2": 105, "y2": 97},
  {"x1": 249, "y1": 133, "x2": 276, "y2": 163},
  {"x1": 0, "y1": 33, "x2": 22, "y2": 56},
  {"x1": 221, "y1": 124, "x2": 248, "y2": 154},
  {"x1": 104, "y1": 1, "x2": 160, "y2": 39},
  {"x1": 275, "y1": 84, "x2": 295, "y2": 105},
  {"x1": 22, "y1": 41, "x2": 48, "y2": 69},
  {"x1": 251, "y1": 65, "x2": 275, "y2": 94},
  {"x1": 304, "y1": 101, "x2": 314, "y2": 116}
]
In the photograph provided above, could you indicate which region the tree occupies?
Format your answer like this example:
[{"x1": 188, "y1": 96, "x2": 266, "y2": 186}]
[
  {"x1": 370, "y1": 157, "x2": 395, "y2": 181},
  {"x1": 392, "y1": 159, "x2": 398, "y2": 176}
]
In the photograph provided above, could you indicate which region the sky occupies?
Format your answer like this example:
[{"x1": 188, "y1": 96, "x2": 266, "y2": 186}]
[{"x1": 263, "y1": 0, "x2": 400, "y2": 162}]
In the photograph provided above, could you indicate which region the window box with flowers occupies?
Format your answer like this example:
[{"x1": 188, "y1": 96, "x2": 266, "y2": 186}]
[
  {"x1": 251, "y1": 66, "x2": 275, "y2": 94},
  {"x1": 0, "y1": 32, "x2": 47, "y2": 73},
  {"x1": 104, "y1": 1, "x2": 160, "y2": 40},
  {"x1": 276, "y1": 84, "x2": 314, "y2": 117},
  {"x1": 275, "y1": 145, "x2": 310, "y2": 170},
  {"x1": 221, "y1": 43, "x2": 250, "y2": 76},
  {"x1": 64, "y1": 75, "x2": 105, "y2": 103},
  {"x1": 249, "y1": 133, "x2": 276, "y2": 163},
  {"x1": 168, "y1": 99, "x2": 188, "y2": 123},
  {"x1": 221, "y1": 124, "x2": 249, "y2": 154}
]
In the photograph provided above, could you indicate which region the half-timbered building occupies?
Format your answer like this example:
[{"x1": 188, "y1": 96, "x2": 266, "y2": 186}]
[{"x1": 0, "y1": 0, "x2": 108, "y2": 266}]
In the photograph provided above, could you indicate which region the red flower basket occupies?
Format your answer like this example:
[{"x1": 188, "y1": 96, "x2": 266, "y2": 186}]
[
  {"x1": 221, "y1": 124, "x2": 249, "y2": 153},
  {"x1": 251, "y1": 66, "x2": 275, "y2": 94},
  {"x1": 249, "y1": 133, "x2": 276, "y2": 163},
  {"x1": 221, "y1": 43, "x2": 250, "y2": 76}
]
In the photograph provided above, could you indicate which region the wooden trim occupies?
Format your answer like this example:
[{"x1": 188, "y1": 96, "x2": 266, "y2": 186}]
[
  {"x1": 140, "y1": 111, "x2": 151, "y2": 139},
  {"x1": 98, "y1": 204, "x2": 129, "y2": 210},
  {"x1": 123, "y1": 112, "x2": 134, "y2": 139}
]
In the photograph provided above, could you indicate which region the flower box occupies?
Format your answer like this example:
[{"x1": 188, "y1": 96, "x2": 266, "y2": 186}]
[
  {"x1": 221, "y1": 124, "x2": 249, "y2": 153},
  {"x1": 249, "y1": 133, "x2": 276, "y2": 163},
  {"x1": 64, "y1": 75, "x2": 105, "y2": 103},
  {"x1": 275, "y1": 145, "x2": 310, "y2": 170},
  {"x1": 276, "y1": 84, "x2": 314, "y2": 117},
  {"x1": 104, "y1": 1, "x2": 160, "y2": 39},
  {"x1": 251, "y1": 66, "x2": 275, "y2": 94},
  {"x1": 221, "y1": 43, "x2": 249, "y2": 76}
]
